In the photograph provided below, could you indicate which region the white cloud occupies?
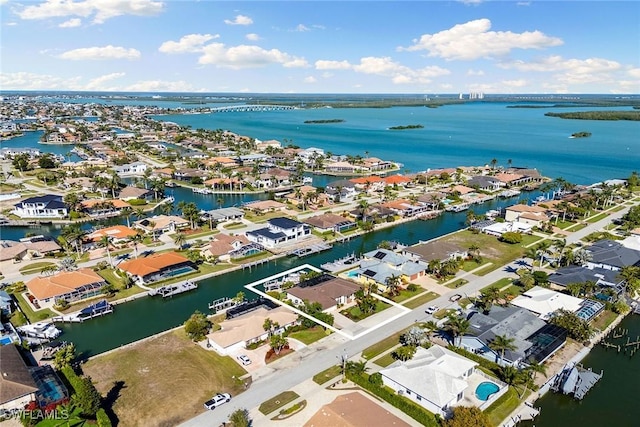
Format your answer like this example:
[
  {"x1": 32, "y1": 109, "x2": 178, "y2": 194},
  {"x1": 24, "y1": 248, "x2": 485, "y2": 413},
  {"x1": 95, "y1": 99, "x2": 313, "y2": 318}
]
[
  {"x1": 85, "y1": 72, "x2": 125, "y2": 90},
  {"x1": 353, "y1": 56, "x2": 450, "y2": 84},
  {"x1": 502, "y1": 79, "x2": 528, "y2": 87},
  {"x1": 246, "y1": 33, "x2": 260, "y2": 41},
  {"x1": 315, "y1": 60, "x2": 352, "y2": 70},
  {"x1": 59, "y1": 45, "x2": 141, "y2": 60},
  {"x1": 467, "y1": 69, "x2": 484, "y2": 76},
  {"x1": 17, "y1": 0, "x2": 164, "y2": 24},
  {"x1": 159, "y1": 34, "x2": 218, "y2": 54},
  {"x1": 499, "y1": 56, "x2": 621, "y2": 74},
  {"x1": 517, "y1": 2, "x2": 531, "y2": 6},
  {"x1": 123, "y1": 79, "x2": 198, "y2": 92},
  {"x1": 458, "y1": 0, "x2": 484, "y2": 4},
  {"x1": 59, "y1": 18, "x2": 81, "y2": 28},
  {"x1": 294, "y1": 24, "x2": 310, "y2": 32},
  {"x1": 304, "y1": 76, "x2": 317, "y2": 83},
  {"x1": 399, "y1": 19, "x2": 563, "y2": 60},
  {"x1": 198, "y1": 43, "x2": 308, "y2": 69},
  {"x1": 224, "y1": 14, "x2": 252, "y2": 26},
  {"x1": 5, "y1": 22, "x2": 17, "y2": 26},
  {"x1": 0, "y1": 71, "x2": 81, "y2": 90},
  {"x1": 628, "y1": 68, "x2": 640, "y2": 78}
]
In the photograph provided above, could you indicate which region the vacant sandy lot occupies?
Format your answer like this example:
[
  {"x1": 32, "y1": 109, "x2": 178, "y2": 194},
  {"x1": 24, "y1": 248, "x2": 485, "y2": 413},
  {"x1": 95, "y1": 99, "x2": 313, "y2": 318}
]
[{"x1": 83, "y1": 330, "x2": 247, "y2": 427}]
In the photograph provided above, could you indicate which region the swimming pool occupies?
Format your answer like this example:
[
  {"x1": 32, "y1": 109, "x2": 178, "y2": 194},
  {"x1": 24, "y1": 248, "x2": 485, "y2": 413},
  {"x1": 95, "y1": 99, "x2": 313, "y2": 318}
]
[
  {"x1": 475, "y1": 381, "x2": 500, "y2": 401},
  {"x1": 0, "y1": 336, "x2": 13, "y2": 345},
  {"x1": 164, "y1": 266, "x2": 195, "y2": 278},
  {"x1": 346, "y1": 270, "x2": 359, "y2": 278}
]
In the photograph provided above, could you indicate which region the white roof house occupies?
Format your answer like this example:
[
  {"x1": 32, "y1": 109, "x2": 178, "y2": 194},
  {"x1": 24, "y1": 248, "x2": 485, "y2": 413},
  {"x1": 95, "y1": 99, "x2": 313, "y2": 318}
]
[
  {"x1": 511, "y1": 286, "x2": 583, "y2": 320},
  {"x1": 482, "y1": 221, "x2": 532, "y2": 237},
  {"x1": 379, "y1": 345, "x2": 478, "y2": 417}
]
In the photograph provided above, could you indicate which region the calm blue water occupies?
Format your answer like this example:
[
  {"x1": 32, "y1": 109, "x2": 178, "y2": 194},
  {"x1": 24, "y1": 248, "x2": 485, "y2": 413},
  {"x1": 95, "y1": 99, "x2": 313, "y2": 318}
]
[
  {"x1": 154, "y1": 103, "x2": 639, "y2": 185},
  {"x1": 0, "y1": 131, "x2": 82, "y2": 161}
]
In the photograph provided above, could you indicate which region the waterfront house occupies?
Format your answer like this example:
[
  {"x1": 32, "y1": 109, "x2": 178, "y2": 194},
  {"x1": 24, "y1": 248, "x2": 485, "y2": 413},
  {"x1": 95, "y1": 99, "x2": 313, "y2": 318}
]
[
  {"x1": 133, "y1": 215, "x2": 190, "y2": 235},
  {"x1": 467, "y1": 176, "x2": 502, "y2": 192},
  {"x1": 351, "y1": 248, "x2": 426, "y2": 292},
  {"x1": 0, "y1": 345, "x2": 38, "y2": 411},
  {"x1": 172, "y1": 168, "x2": 208, "y2": 182},
  {"x1": 206, "y1": 306, "x2": 297, "y2": 355},
  {"x1": 380, "y1": 345, "x2": 507, "y2": 418},
  {"x1": 325, "y1": 180, "x2": 358, "y2": 202},
  {"x1": 203, "y1": 156, "x2": 239, "y2": 169},
  {"x1": 382, "y1": 199, "x2": 431, "y2": 217},
  {"x1": 246, "y1": 217, "x2": 311, "y2": 249},
  {"x1": 237, "y1": 154, "x2": 269, "y2": 166},
  {"x1": 118, "y1": 252, "x2": 195, "y2": 284},
  {"x1": 298, "y1": 147, "x2": 325, "y2": 164},
  {"x1": 118, "y1": 186, "x2": 154, "y2": 201},
  {"x1": 200, "y1": 207, "x2": 245, "y2": 225},
  {"x1": 363, "y1": 157, "x2": 396, "y2": 172},
  {"x1": 304, "y1": 213, "x2": 356, "y2": 233},
  {"x1": 243, "y1": 200, "x2": 287, "y2": 214},
  {"x1": 349, "y1": 176, "x2": 386, "y2": 193},
  {"x1": 255, "y1": 139, "x2": 282, "y2": 151},
  {"x1": 548, "y1": 265, "x2": 626, "y2": 297},
  {"x1": 585, "y1": 240, "x2": 640, "y2": 271},
  {"x1": 504, "y1": 204, "x2": 551, "y2": 227},
  {"x1": 324, "y1": 161, "x2": 363, "y2": 174},
  {"x1": 403, "y1": 241, "x2": 467, "y2": 263},
  {"x1": 26, "y1": 268, "x2": 107, "y2": 307},
  {"x1": 510, "y1": 286, "x2": 587, "y2": 320},
  {"x1": 113, "y1": 161, "x2": 148, "y2": 177},
  {"x1": 202, "y1": 234, "x2": 263, "y2": 262},
  {"x1": 494, "y1": 172, "x2": 534, "y2": 187},
  {"x1": 80, "y1": 198, "x2": 131, "y2": 217},
  {"x1": 286, "y1": 274, "x2": 360, "y2": 312},
  {"x1": 382, "y1": 174, "x2": 412, "y2": 187},
  {"x1": 480, "y1": 221, "x2": 533, "y2": 237},
  {"x1": 12, "y1": 195, "x2": 68, "y2": 219},
  {"x1": 460, "y1": 306, "x2": 567, "y2": 366},
  {"x1": 0, "y1": 237, "x2": 62, "y2": 262},
  {"x1": 85, "y1": 225, "x2": 139, "y2": 245}
]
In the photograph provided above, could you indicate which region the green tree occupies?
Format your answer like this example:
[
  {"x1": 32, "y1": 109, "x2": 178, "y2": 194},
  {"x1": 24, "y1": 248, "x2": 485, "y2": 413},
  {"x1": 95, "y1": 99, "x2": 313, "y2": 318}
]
[
  {"x1": 228, "y1": 408, "x2": 251, "y2": 427},
  {"x1": 73, "y1": 375, "x2": 102, "y2": 417},
  {"x1": 489, "y1": 334, "x2": 517, "y2": 364},
  {"x1": 517, "y1": 268, "x2": 535, "y2": 289},
  {"x1": 445, "y1": 314, "x2": 470, "y2": 347},
  {"x1": 549, "y1": 309, "x2": 593, "y2": 341},
  {"x1": 345, "y1": 360, "x2": 368, "y2": 377},
  {"x1": 184, "y1": 310, "x2": 212, "y2": 341},
  {"x1": 385, "y1": 274, "x2": 402, "y2": 297},
  {"x1": 53, "y1": 343, "x2": 76, "y2": 370},
  {"x1": 269, "y1": 333, "x2": 288, "y2": 355},
  {"x1": 174, "y1": 232, "x2": 187, "y2": 250},
  {"x1": 392, "y1": 345, "x2": 417, "y2": 361},
  {"x1": 500, "y1": 231, "x2": 523, "y2": 244},
  {"x1": 443, "y1": 406, "x2": 491, "y2": 427},
  {"x1": 618, "y1": 265, "x2": 640, "y2": 296}
]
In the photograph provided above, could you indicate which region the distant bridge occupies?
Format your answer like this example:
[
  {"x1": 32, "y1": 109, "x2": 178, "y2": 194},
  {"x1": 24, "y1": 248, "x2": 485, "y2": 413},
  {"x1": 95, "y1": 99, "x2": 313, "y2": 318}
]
[{"x1": 209, "y1": 104, "x2": 297, "y2": 113}]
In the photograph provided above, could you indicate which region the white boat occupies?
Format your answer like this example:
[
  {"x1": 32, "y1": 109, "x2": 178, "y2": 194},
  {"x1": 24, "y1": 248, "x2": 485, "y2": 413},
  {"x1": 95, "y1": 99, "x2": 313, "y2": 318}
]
[
  {"x1": 17, "y1": 322, "x2": 62, "y2": 340},
  {"x1": 192, "y1": 187, "x2": 213, "y2": 195},
  {"x1": 302, "y1": 176, "x2": 313, "y2": 184}
]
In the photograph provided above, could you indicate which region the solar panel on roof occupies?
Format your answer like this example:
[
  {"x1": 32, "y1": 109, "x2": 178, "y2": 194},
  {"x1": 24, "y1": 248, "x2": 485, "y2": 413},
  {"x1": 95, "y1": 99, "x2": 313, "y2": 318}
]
[
  {"x1": 373, "y1": 251, "x2": 386, "y2": 260},
  {"x1": 363, "y1": 270, "x2": 376, "y2": 277}
]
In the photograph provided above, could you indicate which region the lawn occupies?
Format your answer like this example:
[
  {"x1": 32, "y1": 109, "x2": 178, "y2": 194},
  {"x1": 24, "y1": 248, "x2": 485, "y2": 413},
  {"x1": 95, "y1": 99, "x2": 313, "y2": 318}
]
[
  {"x1": 591, "y1": 310, "x2": 619, "y2": 332},
  {"x1": 362, "y1": 326, "x2": 411, "y2": 360},
  {"x1": 259, "y1": 391, "x2": 299, "y2": 415},
  {"x1": 403, "y1": 291, "x2": 438, "y2": 309},
  {"x1": 482, "y1": 277, "x2": 513, "y2": 293},
  {"x1": 484, "y1": 387, "x2": 528, "y2": 427},
  {"x1": 18, "y1": 261, "x2": 57, "y2": 274},
  {"x1": 373, "y1": 352, "x2": 396, "y2": 368},
  {"x1": 446, "y1": 278, "x2": 469, "y2": 289},
  {"x1": 12, "y1": 292, "x2": 56, "y2": 322},
  {"x1": 244, "y1": 211, "x2": 292, "y2": 223},
  {"x1": 461, "y1": 259, "x2": 491, "y2": 272},
  {"x1": 223, "y1": 222, "x2": 247, "y2": 230},
  {"x1": 312, "y1": 365, "x2": 342, "y2": 385},
  {"x1": 341, "y1": 300, "x2": 389, "y2": 322},
  {"x1": 83, "y1": 330, "x2": 247, "y2": 427},
  {"x1": 392, "y1": 287, "x2": 425, "y2": 303},
  {"x1": 288, "y1": 326, "x2": 330, "y2": 345},
  {"x1": 554, "y1": 219, "x2": 578, "y2": 230},
  {"x1": 587, "y1": 212, "x2": 608, "y2": 223}
]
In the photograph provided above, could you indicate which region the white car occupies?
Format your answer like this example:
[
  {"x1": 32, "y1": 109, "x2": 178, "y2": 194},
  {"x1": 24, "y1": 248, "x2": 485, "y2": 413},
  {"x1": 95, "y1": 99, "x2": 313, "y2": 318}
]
[
  {"x1": 237, "y1": 354, "x2": 252, "y2": 366},
  {"x1": 204, "y1": 393, "x2": 231, "y2": 410},
  {"x1": 425, "y1": 305, "x2": 438, "y2": 314}
]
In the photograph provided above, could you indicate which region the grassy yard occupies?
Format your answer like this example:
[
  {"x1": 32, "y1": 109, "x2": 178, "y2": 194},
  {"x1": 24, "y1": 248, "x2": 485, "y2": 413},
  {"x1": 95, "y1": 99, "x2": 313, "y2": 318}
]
[
  {"x1": 259, "y1": 391, "x2": 299, "y2": 415},
  {"x1": 403, "y1": 291, "x2": 438, "y2": 309},
  {"x1": 592, "y1": 310, "x2": 619, "y2": 332},
  {"x1": 18, "y1": 261, "x2": 57, "y2": 274},
  {"x1": 341, "y1": 300, "x2": 389, "y2": 322},
  {"x1": 232, "y1": 251, "x2": 272, "y2": 265},
  {"x1": 312, "y1": 365, "x2": 342, "y2": 385},
  {"x1": 554, "y1": 219, "x2": 578, "y2": 230},
  {"x1": 223, "y1": 222, "x2": 247, "y2": 230},
  {"x1": 391, "y1": 287, "x2": 425, "y2": 303},
  {"x1": 461, "y1": 259, "x2": 491, "y2": 272},
  {"x1": 373, "y1": 352, "x2": 396, "y2": 368},
  {"x1": 288, "y1": 326, "x2": 330, "y2": 345},
  {"x1": 244, "y1": 211, "x2": 292, "y2": 223},
  {"x1": 83, "y1": 330, "x2": 247, "y2": 427},
  {"x1": 587, "y1": 212, "x2": 608, "y2": 223},
  {"x1": 484, "y1": 386, "x2": 522, "y2": 426},
  {"x1": 446, "y1": 278, "x2": 469, "y2": 289},
  {"x1": 482, "y1": 277, "x2": 513, "y2": 293},
  {"x1": 12, "y1": 292, "x2": 56, "y2": 322},
  {"x1": 362, "y1": 326, "x2": 411, "y2": 360}
]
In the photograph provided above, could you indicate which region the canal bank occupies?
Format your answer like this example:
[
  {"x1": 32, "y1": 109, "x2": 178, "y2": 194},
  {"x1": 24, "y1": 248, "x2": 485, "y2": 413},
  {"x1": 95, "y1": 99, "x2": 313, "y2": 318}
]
[{"x1": 55, "y1": 191, "x2": 539, "y2": 357}]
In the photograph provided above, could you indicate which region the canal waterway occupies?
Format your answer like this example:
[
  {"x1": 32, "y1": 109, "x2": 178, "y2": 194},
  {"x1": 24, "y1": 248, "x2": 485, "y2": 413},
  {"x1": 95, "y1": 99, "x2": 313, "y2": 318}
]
[
  {"x1": 56, "y1": 192, "x2": 535, "y2": 357},
  {"x1": 520, "y1": 314, "x2": 640, "y2": 427}
]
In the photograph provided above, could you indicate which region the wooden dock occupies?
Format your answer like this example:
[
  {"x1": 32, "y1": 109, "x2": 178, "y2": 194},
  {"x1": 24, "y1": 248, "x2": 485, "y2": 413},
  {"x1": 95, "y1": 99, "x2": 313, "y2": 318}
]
[
  {"x1": 288, "y1": 243, "x2": 332, "y2": 258},
  {"x1": 148, "y1": 280, "x2": 198, "y2": 298}
]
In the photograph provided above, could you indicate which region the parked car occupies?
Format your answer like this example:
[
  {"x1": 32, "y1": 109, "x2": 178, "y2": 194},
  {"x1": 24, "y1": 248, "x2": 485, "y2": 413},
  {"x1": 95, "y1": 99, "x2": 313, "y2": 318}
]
[
  {"x1": 204, "y1": 393, "x2": 231, "y2": 410},
  {"x1": 449, "y1": 294, "x2": 462, "y2": 302},
  {"x1": 237, "y1": 354, "x2": 252, "y2": 366},
  {"x1": 425, "y1": 305, "x2": 438, "y2": 314}
]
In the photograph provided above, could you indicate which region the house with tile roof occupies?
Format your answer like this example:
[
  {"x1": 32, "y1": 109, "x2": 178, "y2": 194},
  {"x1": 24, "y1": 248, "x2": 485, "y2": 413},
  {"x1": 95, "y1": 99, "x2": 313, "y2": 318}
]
[
  {"x1": 286, "y1": 274, "x2": 360, "y2": 312},
  {"x1": 201, "y1": 234, "x2": 263, "y2": 262},
  {"x1": 0, "y1": 345, "x2": 38, "y2": 411},
  {"x1": 118, "y1": 252, "x2": 195, "y2": 284},
  {"x1": 25, "y1": 268, "x2": 107, "y2": 307},
  {"x1": 133, "y1": 215, "x2": 190, "y2": 235},
  {"x1": 504, "y1": 204, "x2": 551, "y2": 227},
  {"x1": 118, "y1": 186, "x2": 154, "y2": 201},
  {"x1": 350, "y1": 248, "x2": 427, "y2": 292},
  {"x1": 304, "y1": 213, "x2": 356, "y2": 233},
  {"x1": 86, "y1": 225, "x2": 139, "y2": 244}
]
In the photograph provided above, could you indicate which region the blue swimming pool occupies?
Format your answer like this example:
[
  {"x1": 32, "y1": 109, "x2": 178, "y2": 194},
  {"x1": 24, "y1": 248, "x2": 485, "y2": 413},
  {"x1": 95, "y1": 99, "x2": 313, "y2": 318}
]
[
  {"x1": 0, "y1": 336, "x2": 13, "y2": 345},
  {"x1": 346, "y1": 270, "x2": 359, "y2": 278},
  {"x1": 475, "y1": 381, "x2": 500, "y2": 401},
  {"x1": 164, "y1": 266, "x2": 195, "y2": 278}
]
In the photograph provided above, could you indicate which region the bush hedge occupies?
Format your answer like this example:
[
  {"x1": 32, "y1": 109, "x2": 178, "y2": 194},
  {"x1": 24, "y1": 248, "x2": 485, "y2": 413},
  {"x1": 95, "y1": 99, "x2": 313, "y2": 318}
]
[
  {"x1": 347, "y1": 372, "x2": 440, "y2": 427},
  {"x1": 447, "y1": 346, "x2": 501, "y2": 376}
]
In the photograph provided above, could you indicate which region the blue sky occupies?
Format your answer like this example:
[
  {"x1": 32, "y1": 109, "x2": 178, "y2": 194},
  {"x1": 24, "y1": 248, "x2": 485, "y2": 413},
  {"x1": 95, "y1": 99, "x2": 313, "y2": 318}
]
[{"x1": 1, "y1": 0, "x2": 639, "y2": 94}]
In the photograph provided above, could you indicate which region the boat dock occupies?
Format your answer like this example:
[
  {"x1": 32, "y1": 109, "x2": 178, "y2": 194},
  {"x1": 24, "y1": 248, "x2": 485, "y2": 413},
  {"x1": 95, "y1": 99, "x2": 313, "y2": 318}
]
[
  {"x1": 288, "y1": 243, "x2": 333, "y2": 258},
  {"x1": 192, "y1": 187, "x2": 214, "y2": 195},
  {"x1": 52, "y1": 300, "x2": 114, "y2": 323},
  {"x1": 632, "y1": 302, "x2": 640, "y2": 315},
  {"x1": 208, "y1": 297, "x2": 241, "y2": 313},
  {"x1": 551, "y1": 363, "x2": 603, "y2": 400},
  {"x1": 321, "y1": 253, "x2": 360, "y2": 272},
  {"x1": 148, "y1": 280, "x2": 198, "y2": 298}
]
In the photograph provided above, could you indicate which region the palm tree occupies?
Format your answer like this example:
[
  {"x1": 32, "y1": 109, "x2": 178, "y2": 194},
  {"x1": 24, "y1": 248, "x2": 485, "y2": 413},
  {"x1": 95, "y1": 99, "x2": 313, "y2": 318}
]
[
  {"x1": 536, "y1": 241, "x2": 552, "y2": 268},
  {"x1": 174, "y1": 232, "x2": 187, "y2": 250},
  {"x1": 358, "y1": 199, "x2": 370, "y2": 222},
  {"x1": 423, "y1": 320, "x2": 439, "y2": 342},
  {"x1": 385, "y1": 274, "x2": 402, "y2": 297},
  {"x1": 526, "y1": 360, "x2": 548, "y2": 383},
  {"x1": 345, "y1": 360, "x2": 368, "y2": 377},
  {"x1": 100, "y1": 235, "x2": 113, "y2": 267},
  {"x1": 444, "y1": 314, "x2": 470, "y2": 347},
  {"x1": 428, "y1": 259, "x2": 442, "y2": 277},
  {"x1": 524, "y1": 247, "x2": 538, "y2": 272},
  {"x1": 618, "y1": 265, "x2": 640, "y2": 296},
  {"x1": 121, "y1": 206, "x2": 133, "y2": 227},
  {"x1": 134, "y1": 207, "x2": 146, "y2": 220},
  {"x1": 490, "y1": 158, "x2": 498, "y2": 170},
  {"x1": 489, "y1": 334, "x2": 517, "y2": 364},
  {"x1": 160, "y1": 201, "x2": 174, "y2": 216},
  {"x1": 517, "y1": 268, "x2": 536, "y2": 289},
  {"x1": 263, "y1": 317, "x2": 279, "y2": 338},
  {"x1": 129, "y1": 231, "x2": 144, "y2": 258}
]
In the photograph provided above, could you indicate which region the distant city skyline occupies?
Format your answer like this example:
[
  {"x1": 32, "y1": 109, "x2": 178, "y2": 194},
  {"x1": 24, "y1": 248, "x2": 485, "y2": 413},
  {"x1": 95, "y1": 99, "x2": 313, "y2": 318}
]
[{"x1": 1, "y1": 0, "x2": 639, "y2": 94}]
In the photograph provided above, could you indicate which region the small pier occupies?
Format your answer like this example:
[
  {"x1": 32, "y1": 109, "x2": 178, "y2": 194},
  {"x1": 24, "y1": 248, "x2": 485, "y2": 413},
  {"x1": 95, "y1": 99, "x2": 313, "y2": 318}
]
[
  {"x1": 552, "y1": 363, "x2": 603, "y2": 400},
  {"x1": 321, "y1": 252, "x2": 360, "y2": 273},
  {"x1": 208, "y1": 297, "x2": 240, "y2": 313},
  {"x1": 288, "y1": 243, "x2": 332, "y2": 258},
  {"x1": 148, "y1": 280, "x2": 198, "y2": 298},
  {"x1": 52, "y1": 300, "x2": 113, "y2": 323}
]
